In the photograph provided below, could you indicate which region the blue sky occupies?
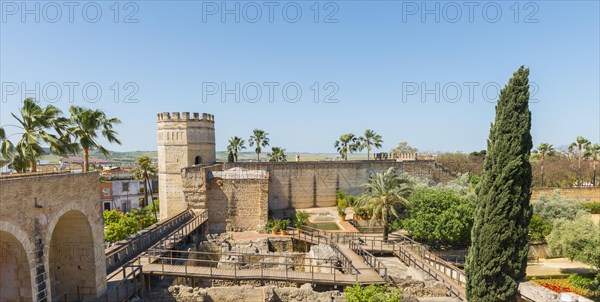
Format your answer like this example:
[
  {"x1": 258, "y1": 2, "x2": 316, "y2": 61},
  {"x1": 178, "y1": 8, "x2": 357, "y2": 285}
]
[{"x1": 1, "y1": 1, "x2": 599, "y2": 153}]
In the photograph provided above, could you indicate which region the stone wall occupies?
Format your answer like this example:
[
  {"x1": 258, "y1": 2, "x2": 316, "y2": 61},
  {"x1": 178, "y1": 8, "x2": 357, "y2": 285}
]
[
  {"x1": 182, "y1": 165, "x2": 269, "y2": 233},
  {"x1": 0, "y1": 172, "x2": 106, "y2": 302},
  {"x1": 531, "y1": 187, "x2": 600, "y2": 203},
  {"x1": 180, "y1": 161, "x2": 453, "y2": 233}
]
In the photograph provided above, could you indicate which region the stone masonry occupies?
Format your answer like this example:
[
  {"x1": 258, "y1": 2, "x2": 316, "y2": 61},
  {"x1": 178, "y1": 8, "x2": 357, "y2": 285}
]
[
  {"x1": 157, "y1": 112, "x2": 216, "y2": 219},
  {"x1": 0, "y1": 172, "x2": 106, "y2": 302}
]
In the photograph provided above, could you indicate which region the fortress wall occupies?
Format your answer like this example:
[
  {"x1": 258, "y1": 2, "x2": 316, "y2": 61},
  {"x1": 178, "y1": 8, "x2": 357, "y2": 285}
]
[
  {"x1": 181, "y1": 164, "x2": 269, "y2": 233},
  {"x1": 182, "y1": 161, "x2": 454, "y2": 228},
  {"x1": 219, "y1": 160, "x2": 454, "y2": 210}
]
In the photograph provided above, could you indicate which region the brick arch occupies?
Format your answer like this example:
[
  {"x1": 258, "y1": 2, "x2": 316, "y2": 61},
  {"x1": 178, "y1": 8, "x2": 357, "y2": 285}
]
[
  {"x1": 0, "y1": 221, "x2": 36, "y2": 302},
  {"x1": 44, "y1": 203, "x2": 104, "y2": 301}
]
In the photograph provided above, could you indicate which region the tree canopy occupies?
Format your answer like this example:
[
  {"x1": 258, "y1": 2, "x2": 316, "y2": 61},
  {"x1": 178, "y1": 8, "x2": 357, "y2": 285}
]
[
  {"x1": 466, "y1": 66, "x2": 533, "y2": 301},
  {"x1": 404, "y1": 188, "x2": 474, "y2": 247}
]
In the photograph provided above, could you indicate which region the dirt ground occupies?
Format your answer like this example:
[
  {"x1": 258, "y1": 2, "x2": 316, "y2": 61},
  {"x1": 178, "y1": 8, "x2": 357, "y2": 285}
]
[{"x1": 527, "y1": 258, "x2": 598, "y2": 276}]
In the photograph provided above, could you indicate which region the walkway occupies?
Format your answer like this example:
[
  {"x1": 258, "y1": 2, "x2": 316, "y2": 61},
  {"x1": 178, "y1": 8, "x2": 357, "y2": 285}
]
[
  {"x1": 100, "y1": 210, "x2": 209, "y2": 302},
  {"x1": 105, "y1": 210, "x2": 199, "y2": 274},
  {"x1": 349, "y1": 236, "x2": 466, "y2": 300}
]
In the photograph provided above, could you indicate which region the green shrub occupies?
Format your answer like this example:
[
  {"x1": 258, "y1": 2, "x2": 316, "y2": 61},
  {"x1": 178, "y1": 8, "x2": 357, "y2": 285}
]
[
  {"x1": 348, "y1": 195, "x2": 357, "y2": 207},
  {"x1": 337, "y1": 190, "x2": 357, "y2": 208},
  {"x1": 528, "y1": 214, "x2": 553, "y2": 242},
  {"x1": 344, "y1": 283, "x2": 403, "y2": 302},
  {"x1": 582, "y1": 203, "x2": 600, "y2": 214},
  {"x1": 404, "y1": 188, "x2": 473, "y2": 247},
  {"x1": 294, "y1": 211, "x2": 309, "y2": 228},
  {"x1": 103, "y1": 207, "x2": 158, "y2": 243},
  {"x1": 547, "y1": 216, "x2": 600, "y2": 271},
  {"x1": 532, "y1": 191, "x2": 585, "y2": 223},
  {"x1": 265, "y1": 220, "x2": 275, "y2": 232},
  {"x1": 103, "y1": 210, "x2": 123, "y2": 225},
  {"x1": 104, "y1": 214, "x2": 141, "y2": 242},
  {"x1": 338, "y1": 198, "x2": 348, "y2": 210},
  {"x1": 569, "y1": 274, "x2": 598, "y2": 290},
  {"x1": 390, "y1": 219, "x2": 403, "y2": 231}
]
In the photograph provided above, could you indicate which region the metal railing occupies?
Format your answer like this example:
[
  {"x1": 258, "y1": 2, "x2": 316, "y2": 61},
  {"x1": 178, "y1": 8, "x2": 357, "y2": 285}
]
[
  {"x1": 348, "y1": 240, "x2": 389, "y2": 281},
  {"x1": 139, "y1": 249, "x2": 364, "y2": 285},
  {"x1": 105, "y1": 210, "x2": 196, "y2": 273},
  {"x1": 101, "y1": 264, "x2": 144, "y2": 302},
  {"x1": 102, "y1": 210, "x2": 208, "y2": 301},
  {"x1": 288, "y1": 227, "x2": 358, "y2": 274},
  {"x1": 151, "y1": 210, "x2": 208, "y2": 251},
  {"x1": 350, "y1": 236, "x2": 466, "y2": 301}
]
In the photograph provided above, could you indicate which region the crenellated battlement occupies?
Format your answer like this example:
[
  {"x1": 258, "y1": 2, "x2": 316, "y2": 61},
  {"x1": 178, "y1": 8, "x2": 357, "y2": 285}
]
[{"x1": 157, "y1": 112, "x2": 215, "y2": 122}]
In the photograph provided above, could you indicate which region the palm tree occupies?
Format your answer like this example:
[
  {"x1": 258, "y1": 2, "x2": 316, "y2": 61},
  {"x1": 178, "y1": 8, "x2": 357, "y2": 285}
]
[
  {"x1": 0, "y1": 127, "x2": 14, "y2": 159},
  {"x1": 68, "y1": 106, "x2": 121, "y2": 172},
  {"x1": 268, "y1": 147, "x2": 287, "y2": 162},
  {"x1": 249, "y1": 129, "x2": 270, "y2": 162},
  {"x1": 584, "y1": 143, "x2": 600, "y2": 186},
  {"x1": 569, "y1": 136, "x2": 591, "y2": 185},
  {"x1": 359, "y1": 130, "x2": 383, "y2": 160},
  {"x1": 2, "y1": 98, "x2": 71, "y2": 172},
  {"x1": 227, "y1": 136, "x2": 246, "y2": 162},
  {"x1": 334, "y1": 133, "x2": 358, "y2": 160},
  {"x1": 0, "y1": 127, "x2": 28, "y2": 173},
  {"x1": 358, "y1": 167, "x2": 413, "y2": 242},
  {"x1": 134, "y1": 156, "x2": 158, "y2": 219},
  {"x1": 536, "y1": 143, "x2": 555, "y2": 187}
]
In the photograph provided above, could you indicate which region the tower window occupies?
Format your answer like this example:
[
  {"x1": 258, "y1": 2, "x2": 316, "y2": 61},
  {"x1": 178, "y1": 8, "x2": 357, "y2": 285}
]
[{"x1": 195, "y1": 156, "x2": 202, "y2": 165}]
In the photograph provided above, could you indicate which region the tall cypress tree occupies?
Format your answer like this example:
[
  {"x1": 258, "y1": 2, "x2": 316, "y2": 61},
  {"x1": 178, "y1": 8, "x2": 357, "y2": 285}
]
[{"x1": 466, "y1": 66, "x2": 533, "y2": 301}]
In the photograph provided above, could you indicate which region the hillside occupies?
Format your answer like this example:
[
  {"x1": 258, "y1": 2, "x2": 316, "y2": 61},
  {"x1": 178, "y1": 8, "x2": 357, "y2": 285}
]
[{"x1": 36, "y1": 150, "x2": 369, "y2": 164}]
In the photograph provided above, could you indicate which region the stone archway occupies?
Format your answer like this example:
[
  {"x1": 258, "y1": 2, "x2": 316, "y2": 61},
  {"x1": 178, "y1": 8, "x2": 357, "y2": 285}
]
[
  {"x1": 48, "y1": 210, "x2": 97, "y2": 301},
  {"x1": 0, "y1": 230, "x2": 33, "y2": 302}
]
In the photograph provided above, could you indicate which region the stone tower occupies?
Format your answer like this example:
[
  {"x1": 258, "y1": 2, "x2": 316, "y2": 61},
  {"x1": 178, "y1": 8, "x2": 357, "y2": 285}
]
[{"x1": 157, "y1": 112, "x2": 216, "y2": 219}]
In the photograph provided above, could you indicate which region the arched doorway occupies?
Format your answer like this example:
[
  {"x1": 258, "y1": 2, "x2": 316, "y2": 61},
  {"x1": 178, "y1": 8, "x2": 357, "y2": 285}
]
[
  {"x1": 0, "y1": 231, "x2": 33, "y2": 302},
  {"x1": 195, "y1": 156, "x2": 202, "y2": 165},
  {"x1": 49, "y1": 210, "x2": 97, "y2": 301}
]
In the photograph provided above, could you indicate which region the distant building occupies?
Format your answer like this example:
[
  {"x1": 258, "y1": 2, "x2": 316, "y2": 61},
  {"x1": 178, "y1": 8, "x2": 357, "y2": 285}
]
[{"x1": 100, "y1": 168, "x2": 158, "y2": 212}]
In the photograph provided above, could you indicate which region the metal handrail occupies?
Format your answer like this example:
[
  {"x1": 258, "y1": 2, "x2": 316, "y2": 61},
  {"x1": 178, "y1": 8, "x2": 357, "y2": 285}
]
[
  {"x1": 103, "y1": 210, "x2": 208, "y2": 301},
  {"x1": 349, "y1": 236, "x2": 466, "y2": 301},
  {"x1": 105, "y1": 209, "x2": 197, "y2": 273},
  {"x1": 288, "y1": 228, "x2": 359, "y2": 274},
  {"x1": 102, "y1": 263, "x2": 144, "y2": 302},
  {"x1": 147, "y1": 247, "x2": 344, "y2": 263},
  {"x1": 139, "y1": 251, "x2": 367, "y2": 285},
  {"x1": 348, "y1": 240, "x2": 388, "y2": 280}
]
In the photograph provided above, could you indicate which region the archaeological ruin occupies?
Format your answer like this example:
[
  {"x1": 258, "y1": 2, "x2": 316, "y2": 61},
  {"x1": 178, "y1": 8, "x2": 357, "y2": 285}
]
[{"x1": 157, "y1": 112, "x2": 454, "y2": 232}]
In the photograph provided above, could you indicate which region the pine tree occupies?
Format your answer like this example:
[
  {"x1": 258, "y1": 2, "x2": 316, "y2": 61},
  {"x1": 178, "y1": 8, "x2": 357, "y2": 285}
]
[{"x1": 466, "y1": 66, "x2": 533, "y2": 301}]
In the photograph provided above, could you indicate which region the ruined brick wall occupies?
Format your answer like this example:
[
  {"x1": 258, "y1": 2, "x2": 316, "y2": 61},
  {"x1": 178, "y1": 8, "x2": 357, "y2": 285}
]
[
  {"x1": 206, "y1": 178, "x2": 268, "y2": 233},
  {"x1": 0, "y1": 172, "x2": 106, "y2": 301},
  {"x1": 182, "y1": 165, "x2": 269, "y2": 233}
]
